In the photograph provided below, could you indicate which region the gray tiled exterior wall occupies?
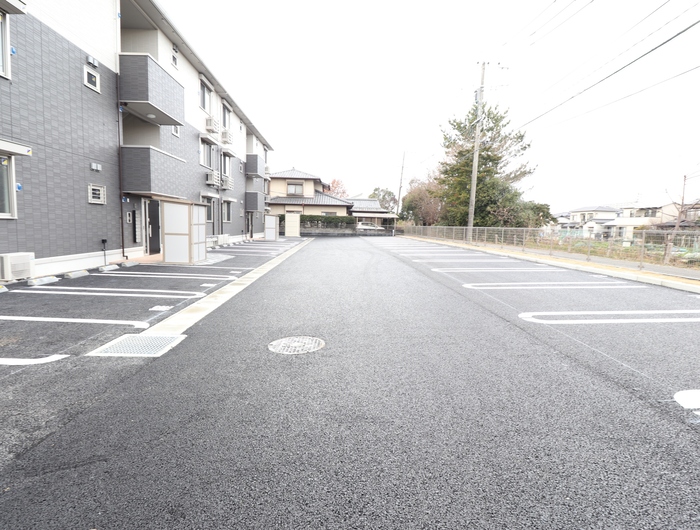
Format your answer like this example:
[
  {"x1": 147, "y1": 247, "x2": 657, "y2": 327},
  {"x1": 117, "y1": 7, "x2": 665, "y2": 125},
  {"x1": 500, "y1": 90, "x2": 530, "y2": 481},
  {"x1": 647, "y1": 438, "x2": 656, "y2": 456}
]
[{"x1": 0, "y1": 14, "x2": 122, "y2": 258}]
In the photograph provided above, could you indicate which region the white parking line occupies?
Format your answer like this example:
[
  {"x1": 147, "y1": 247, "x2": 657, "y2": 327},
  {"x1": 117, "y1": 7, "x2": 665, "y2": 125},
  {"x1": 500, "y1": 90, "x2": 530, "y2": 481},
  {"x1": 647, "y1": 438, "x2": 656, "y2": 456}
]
[
  {"x1": 674, "y1": 390, "x2": 700, "y2": 416},
  {"x1": 16, "y1": 286, "x2": 205, "y2": 298},
  {"x1": 519, "y1": 310, "x2": 700, "y2": 324},
  {"x1": 414, "y1": 259, "x2": 518, "y2": 263},
  {"x1": 432, "y1": 267, "x2": 563, "y2": 272},
  {"x1": 463, "y1": 281, "x2": 646, "y2": 290},
  {"x1": 0, "y1": 316, "x2": 149, "y2": 328},
  {"x1": 15, "y1": 291, "x2": 203, "y2": 299},
  {"x1": 0, "y1": 354, "x2": 70, "y2": 366},
  {"x1": 95, "y1": 272, "x2": 236, "y2": 280}
]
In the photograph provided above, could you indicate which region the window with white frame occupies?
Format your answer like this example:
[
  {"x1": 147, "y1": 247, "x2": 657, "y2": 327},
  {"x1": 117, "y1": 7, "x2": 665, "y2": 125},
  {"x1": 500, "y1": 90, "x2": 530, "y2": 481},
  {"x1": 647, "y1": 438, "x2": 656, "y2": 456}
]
[
  {"x1": 0, "y1": 155, "x2": 16, "y2": 217},
  {"x1": 200, "y1": 139, "x2": 215, "y2": 168},
  {"x1": 204, "y1": 197, "x2": 213, "y2": 221},
  {"x1": 172, "y1": 125, "x2": 180, "y2": 137},
  {"x1": 88, "y1": 184, "x2": 106, "y2": 204},
  {"x1": 0, "y1": 11, "x2": 8, "y2": 78},
  {"x1": 200, "y1": 80, "x2": 211, "y2": 113},
  {"x1": 84, "y1": 65, "x2": 100, "y2": 92},
  {"x1": 287, "y1": 182, "x2": 303, "y2": 195},
  {"x1": 221, "y1": 154, "x2": 230, "y2": 176},
  {"x1": 222, "y1": 105, "x2": 231, "y2": 130},
  {"x1": 222, "y1": 201, "x2": 231, "y2": 222}
]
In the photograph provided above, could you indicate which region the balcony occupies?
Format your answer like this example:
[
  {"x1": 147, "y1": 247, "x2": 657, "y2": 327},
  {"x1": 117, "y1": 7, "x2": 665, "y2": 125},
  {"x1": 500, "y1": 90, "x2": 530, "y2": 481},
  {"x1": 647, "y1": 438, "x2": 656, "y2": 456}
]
[
  {"x1": 121, "y1": 146, "x2": 186, "y2": 194},
  {"x1": 246, "y1": 154, "x2": 266, "y2": 178},
  {"x1": 119, "y1": 54, "x2": 185, "y2": 126},
  {"x1": 246, "y1": 191, "x2": 266, "y2": 212}
]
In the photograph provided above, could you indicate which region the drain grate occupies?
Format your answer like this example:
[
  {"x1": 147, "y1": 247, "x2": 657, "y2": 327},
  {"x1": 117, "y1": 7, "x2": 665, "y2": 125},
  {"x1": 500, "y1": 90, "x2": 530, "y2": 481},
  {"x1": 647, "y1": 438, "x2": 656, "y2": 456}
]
[
  {"x1": 268, "y1": 336, "x2": 325, "y2": 355},
  {"x1": 86, "y1": 334, "x2": 186, "y2": 357}
]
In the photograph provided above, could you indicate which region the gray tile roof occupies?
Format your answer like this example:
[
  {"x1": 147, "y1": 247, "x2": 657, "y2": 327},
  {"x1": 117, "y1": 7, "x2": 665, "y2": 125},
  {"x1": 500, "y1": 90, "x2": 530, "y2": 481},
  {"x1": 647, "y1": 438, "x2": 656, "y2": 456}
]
[
  {"x1": 348, "y1": 198, "x2": 384, "y2": 212},
  {"x1": 269, "y1": 168, "x2": 326, "y2": 183},
  {"x1": 268, "y1": 190, "x2": 353, "y2": 207}
]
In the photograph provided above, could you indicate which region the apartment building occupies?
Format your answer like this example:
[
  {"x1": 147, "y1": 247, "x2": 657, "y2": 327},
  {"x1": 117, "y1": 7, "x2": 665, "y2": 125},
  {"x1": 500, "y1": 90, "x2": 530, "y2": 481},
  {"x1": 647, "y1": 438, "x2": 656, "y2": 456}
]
[{"x1": 0, "y1": 0, "x2": 271, "y2": 279}]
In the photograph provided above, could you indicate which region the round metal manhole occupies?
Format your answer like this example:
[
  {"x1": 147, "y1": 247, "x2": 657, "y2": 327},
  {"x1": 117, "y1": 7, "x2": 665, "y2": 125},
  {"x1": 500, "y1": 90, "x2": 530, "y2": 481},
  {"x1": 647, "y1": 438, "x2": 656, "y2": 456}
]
[{"x1": 268, "y1": 336, "x2": 325, "y2": 355}]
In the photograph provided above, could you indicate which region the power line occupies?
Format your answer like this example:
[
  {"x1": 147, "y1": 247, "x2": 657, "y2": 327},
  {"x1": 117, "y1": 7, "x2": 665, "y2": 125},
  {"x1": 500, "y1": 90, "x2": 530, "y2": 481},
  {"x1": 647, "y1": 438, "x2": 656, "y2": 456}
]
[
  {"x1": 542, "y1": 1, "x2": 692, "y2": 93},
  {"x1": 562, "y1": 63, "x2": 700, "y2": 121},
  {"x1": 499, "y1": 0, "x2": 558, "y2": 47},
  {"x1": 528, "y1": 0, "x2": 579, "y2": 38},
  {"x1": 568, "y1": 2, "x2": 700, "y2": 89},
  {"x1": 529, "y1": 0, "x2": 596, "y2": 46},
  {"x1": 518, "y1": 17, "x2": 700, "y2": 129}
]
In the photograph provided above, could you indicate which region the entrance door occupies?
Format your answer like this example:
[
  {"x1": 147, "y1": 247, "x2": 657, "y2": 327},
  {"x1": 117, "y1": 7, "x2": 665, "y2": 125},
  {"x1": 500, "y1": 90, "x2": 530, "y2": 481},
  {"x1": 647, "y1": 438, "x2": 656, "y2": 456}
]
[
  {"x1": 147, "y1": 200, "x2": 161, "y2": 254},
  {"x1": 246, "y1": 212, "x2": 254, "y2": 239}
]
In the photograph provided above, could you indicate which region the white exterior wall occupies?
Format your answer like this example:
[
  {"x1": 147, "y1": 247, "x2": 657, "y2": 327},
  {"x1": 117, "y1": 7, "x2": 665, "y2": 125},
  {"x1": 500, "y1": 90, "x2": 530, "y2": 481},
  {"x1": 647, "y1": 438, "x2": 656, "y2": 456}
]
[
  {"x1": 27, "y1": 0, "x2": 120, "y2": 71},
  {"x1": 247, "y1": 134, "x2": 265, "y2": 156},
  {"x1": 230, "y1": 115, "x2": 246, "y2": 158},
  {"x1": 121, "y1": 28, "x2": 158, "y2": 57}
]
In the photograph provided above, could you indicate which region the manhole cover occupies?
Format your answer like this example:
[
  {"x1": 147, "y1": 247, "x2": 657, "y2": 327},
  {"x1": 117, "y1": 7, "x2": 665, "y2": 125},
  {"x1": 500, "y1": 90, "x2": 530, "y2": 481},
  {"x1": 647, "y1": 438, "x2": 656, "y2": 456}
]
[{"x1": 268, "y1": 336, "x2": 325, "y2": 355}]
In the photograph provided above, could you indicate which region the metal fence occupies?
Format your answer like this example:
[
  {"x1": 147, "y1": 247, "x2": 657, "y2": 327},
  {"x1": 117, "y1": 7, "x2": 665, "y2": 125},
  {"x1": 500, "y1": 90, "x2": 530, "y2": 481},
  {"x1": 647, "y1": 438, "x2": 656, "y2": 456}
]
[{"x1": 403, "y1": 226, "x2": 700, "y2": 269}]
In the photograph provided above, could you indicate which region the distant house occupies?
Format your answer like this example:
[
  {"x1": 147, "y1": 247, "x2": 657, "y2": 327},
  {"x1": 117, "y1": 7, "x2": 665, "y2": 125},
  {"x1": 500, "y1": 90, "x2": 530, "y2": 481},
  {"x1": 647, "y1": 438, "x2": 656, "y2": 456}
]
[
  {"x1": 347, "y1": 198, "x2": 398, "y2": 227},
  {"x1": 267, "y1": 169, "x2": 352, "y2": 216},
  {"x1": 560, "y1": 206, "x2": 621, "y2": 238}
]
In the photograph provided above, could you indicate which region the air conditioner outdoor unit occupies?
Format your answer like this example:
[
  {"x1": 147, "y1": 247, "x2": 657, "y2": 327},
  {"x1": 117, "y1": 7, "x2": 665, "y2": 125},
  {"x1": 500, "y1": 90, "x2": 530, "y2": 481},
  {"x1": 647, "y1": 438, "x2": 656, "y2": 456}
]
[
  {"x1": 205, "y1": 171, "x2": 221, "y2": 186},
  {"x1": 0, "y1": 252, "x2": 36, "y2": 281},
  {"x1": 221, "y1": 176, "x2": 233, "y2": 190},
  {"x1": 221, "y1": 130, "x2": 233, "y2": 144},
  {"x1": 205, "y1": 118, "x2": 220, "y2": 133}
]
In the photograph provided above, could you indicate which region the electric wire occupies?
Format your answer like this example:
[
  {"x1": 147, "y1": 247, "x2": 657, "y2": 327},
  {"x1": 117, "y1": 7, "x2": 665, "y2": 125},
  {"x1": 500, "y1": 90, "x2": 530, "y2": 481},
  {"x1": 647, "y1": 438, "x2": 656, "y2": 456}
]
[
  {"x1": 568, "y1": 2, "x2": 700, "y2": 89},
  {"x1": 528, "y1": 0, "x2": 579, "y2": 38},
  {"x1": 562, "y1": 64, "x2": 700, "y2": 121},
  {"x1": 517, "y1": 17, "x2": 700, "y2": 129},
  {"x1": 499, "y1": 0, "x2": 558, "y2": 47},
  {"x1": 529, "y1": 0, "x2": 595, "y2": 45},
  {"x1": 542, "y1": 1, "x2": 694, "y2": 93}
]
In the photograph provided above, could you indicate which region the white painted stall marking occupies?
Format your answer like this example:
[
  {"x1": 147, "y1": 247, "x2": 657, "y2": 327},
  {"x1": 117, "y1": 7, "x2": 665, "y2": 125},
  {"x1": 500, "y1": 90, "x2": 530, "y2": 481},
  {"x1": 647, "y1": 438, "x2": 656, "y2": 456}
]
[
  {"x1": 674, "y1": 390, "x2": 700, "y2": 410},
  {"x1": 0, "y1": 354, "x2": 69, "y2": 366},
  {"x1": 16, "y1": 286, "x2": 205, "y2": 299},
  {"x1": 463, "y1": 281, "x2": 646, "y2": 290},
  {"x1": 414, "y1": 259, "x2": 518, "y2": 263},
  {"x1": 519, "y1": 310, "x2": 700, "y2": 325},
  {"x1": 95, "y1": 272, "x2": 236, "y2": 280},
  {"x1": 432, "y1": 267, "x2": 564, "y2": 273},
  {"x1": 0, "y1": 316, "x2": 149, "y2": 328}
]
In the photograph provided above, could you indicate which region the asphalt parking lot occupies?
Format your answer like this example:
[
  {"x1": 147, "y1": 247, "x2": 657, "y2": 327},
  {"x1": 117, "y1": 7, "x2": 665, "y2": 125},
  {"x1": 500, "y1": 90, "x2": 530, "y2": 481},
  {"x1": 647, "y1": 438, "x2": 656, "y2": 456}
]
[{"x1": 0, "y1": 239, "x2": 305, "y2": 364}]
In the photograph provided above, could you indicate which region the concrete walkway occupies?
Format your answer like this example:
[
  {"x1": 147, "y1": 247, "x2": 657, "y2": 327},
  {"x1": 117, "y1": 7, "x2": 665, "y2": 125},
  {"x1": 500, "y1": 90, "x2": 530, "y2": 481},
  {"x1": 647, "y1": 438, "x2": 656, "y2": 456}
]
[{"x1": 401, "y1": 236, "x2": 700, "y2": 295}]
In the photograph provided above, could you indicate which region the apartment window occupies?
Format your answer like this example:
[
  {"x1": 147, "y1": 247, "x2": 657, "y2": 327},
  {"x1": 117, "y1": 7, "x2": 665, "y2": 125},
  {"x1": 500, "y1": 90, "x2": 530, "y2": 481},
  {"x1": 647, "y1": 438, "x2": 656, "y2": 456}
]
[
  {"x1": 204, "y1": 197, "x2": 213, "y2": 221},
  {"x1": 0, "y1": 156, "x2": 15, "y2": 217},
  {"x1": 200, "y1": 139, "x2": 215, "y2": 168},
  {"x1": 222, "y1": 201, "x2": 231, "y2": 222},
  {"x1": 171, "y1": 54, "x2": 178, "y2": 68},
  {"x1": 222, "y1": 105, "x2": 231, "y2": 130},
  {"x1": 83, "y1": 65, "x2": 100, "y2": 92},
  {"x1": 221, "y1": 154, "x2": 230, "y2": 176},
  {"x1": 200, "y1": 80, "x2": 211, "y2": 113},
  {"x1": 172, "y1": 125, "x2": 180, "y2": 137},
  {"x1": 88, "y1": 184, "x2": 106, "y2": 204},
  {"x1": 287, "y1": 182, "x2": 303, "y2": 195},
  {"x1": 0, "y1": 12, "x2": 7, "y2": 78}
]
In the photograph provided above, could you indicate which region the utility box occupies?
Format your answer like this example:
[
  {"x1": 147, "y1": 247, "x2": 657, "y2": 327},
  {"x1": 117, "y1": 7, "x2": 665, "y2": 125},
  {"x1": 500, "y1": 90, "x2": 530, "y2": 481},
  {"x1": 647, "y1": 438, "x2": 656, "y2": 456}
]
[{"x1": 0, "y1": 252, "x2": 36, "y2": 281}]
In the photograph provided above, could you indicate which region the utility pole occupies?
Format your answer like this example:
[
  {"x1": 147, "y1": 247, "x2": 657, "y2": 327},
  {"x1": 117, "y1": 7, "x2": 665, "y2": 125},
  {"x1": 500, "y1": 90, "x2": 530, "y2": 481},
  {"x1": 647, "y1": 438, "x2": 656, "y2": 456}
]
[
  {"x1": 396, "y1": 152, "x2": 405, "y2": 216},
  {"x1": 466, "y1": 62, "x2": 485, "y2": 244}
]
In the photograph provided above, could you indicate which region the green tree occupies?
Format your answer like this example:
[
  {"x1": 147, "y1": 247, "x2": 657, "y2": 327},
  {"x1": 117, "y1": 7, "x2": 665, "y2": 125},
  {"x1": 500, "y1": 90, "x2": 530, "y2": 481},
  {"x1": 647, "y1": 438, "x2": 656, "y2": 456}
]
[
  {"x1": 369, "y1": 187, "x2": 398, "y2": 212},
  {"x1": 438, "y1": 104, "x2": 548, "y2": 227}
]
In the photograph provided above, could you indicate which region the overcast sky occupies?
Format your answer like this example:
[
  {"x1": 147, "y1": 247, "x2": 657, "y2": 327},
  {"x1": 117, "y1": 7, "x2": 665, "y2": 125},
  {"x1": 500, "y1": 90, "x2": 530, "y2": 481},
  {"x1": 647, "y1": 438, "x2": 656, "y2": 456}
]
[{"x1": 159, "y1": 0, "x2": 700, "y2": 213}]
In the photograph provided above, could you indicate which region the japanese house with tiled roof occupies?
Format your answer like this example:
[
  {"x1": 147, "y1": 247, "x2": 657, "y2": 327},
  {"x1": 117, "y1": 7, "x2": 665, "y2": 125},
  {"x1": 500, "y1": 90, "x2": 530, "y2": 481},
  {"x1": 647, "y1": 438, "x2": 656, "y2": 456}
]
[{"x1": 267, "y1": 169, "x2": 353, "y2": 216}]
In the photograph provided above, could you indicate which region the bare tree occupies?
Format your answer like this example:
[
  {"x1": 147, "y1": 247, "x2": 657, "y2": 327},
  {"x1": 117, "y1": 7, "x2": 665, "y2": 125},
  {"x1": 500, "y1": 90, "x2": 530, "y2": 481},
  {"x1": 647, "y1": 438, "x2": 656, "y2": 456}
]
[{"x1": 328, "y1": 179, "x2": 348, "y2": 198}]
